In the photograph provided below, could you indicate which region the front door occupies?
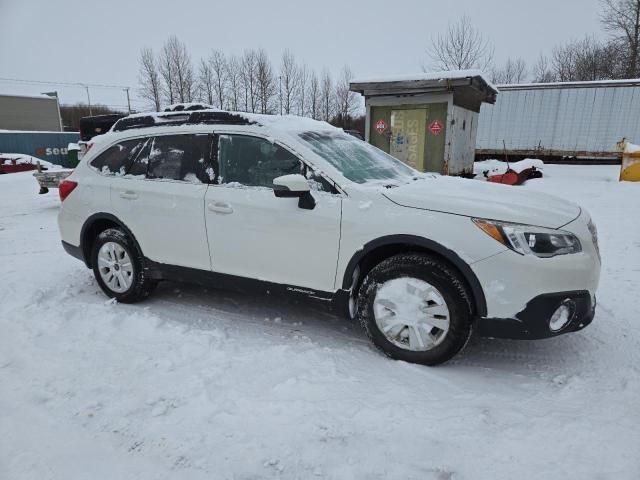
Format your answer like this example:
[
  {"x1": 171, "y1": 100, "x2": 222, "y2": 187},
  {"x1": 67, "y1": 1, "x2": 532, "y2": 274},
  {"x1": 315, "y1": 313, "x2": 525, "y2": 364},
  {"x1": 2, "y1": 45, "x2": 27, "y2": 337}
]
[{"x1": 204, "y1": 133, "x2": 342, "y2": 292}]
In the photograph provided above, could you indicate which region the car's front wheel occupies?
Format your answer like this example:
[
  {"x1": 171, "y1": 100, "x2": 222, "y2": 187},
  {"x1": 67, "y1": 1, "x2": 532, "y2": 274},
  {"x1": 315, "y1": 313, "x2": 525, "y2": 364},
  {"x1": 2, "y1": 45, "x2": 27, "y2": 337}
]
[
  {"x1": 356, "y1": 253, "x2": 473, "y2": 366},
  {"x1": 91, "y1": 227, "x2": 156, "y2": 303}
]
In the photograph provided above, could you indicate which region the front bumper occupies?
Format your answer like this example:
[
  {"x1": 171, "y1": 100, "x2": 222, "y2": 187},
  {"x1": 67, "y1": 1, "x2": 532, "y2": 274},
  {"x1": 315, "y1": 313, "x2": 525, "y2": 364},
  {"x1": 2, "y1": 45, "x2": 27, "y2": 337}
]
[{"x1": 476, "y1": 290, "x2": 595, "y2": 340}]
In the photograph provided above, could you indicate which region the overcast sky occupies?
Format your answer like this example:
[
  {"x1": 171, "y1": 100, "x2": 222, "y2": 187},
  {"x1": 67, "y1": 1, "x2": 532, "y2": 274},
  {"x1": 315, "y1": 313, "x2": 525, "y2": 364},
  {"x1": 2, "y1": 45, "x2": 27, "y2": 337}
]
[{"x1": 0, "y1": 0, "x2": 605, "y2": 110}]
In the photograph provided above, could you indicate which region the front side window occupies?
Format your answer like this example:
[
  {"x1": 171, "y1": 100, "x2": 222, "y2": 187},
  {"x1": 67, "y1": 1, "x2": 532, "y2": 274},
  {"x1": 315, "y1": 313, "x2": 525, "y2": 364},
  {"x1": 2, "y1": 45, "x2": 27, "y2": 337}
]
[
  {"x1": 218, "y1": 135, "x2": 303, "y2": 187},
  {"x1": 129, "y1": 134, "x2": 211, "y2": 183},
  {"x1": 89, "y1": 138, "x2": 146, "y2": 175},
  {"x1": 298, "y1": 131, "x2": 416, "y2": 185}
]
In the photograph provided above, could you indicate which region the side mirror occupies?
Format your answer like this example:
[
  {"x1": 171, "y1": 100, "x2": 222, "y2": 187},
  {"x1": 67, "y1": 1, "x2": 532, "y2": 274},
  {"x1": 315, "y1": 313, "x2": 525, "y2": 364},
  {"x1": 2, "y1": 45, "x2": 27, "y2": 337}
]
[{"x1": 273, "y1": 174, "x2": 316, "y2": 210}]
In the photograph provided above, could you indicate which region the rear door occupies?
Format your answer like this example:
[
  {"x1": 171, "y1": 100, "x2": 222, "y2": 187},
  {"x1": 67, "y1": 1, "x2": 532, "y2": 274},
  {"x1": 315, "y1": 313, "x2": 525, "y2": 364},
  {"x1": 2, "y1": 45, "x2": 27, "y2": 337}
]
[
  {"x1": 204, "y1": 133, "x2": 342, "y2": 292},
  {"x1": 110, "y1": 133, "x2": 213, "y2": 270}
]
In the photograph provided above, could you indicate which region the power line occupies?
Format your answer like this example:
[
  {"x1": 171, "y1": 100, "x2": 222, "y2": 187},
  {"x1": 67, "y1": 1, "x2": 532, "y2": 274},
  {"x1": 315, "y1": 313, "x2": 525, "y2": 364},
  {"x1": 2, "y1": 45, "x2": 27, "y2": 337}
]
[{"x1": 0, "y1": 76, "x2": 130, "y2": 90}]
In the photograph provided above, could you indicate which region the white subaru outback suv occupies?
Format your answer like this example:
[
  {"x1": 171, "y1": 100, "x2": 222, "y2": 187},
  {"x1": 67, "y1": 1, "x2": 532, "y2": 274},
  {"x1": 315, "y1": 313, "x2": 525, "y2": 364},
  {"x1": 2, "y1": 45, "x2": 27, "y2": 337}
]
[{"x1": 58, "y1": 109, "x2": 601, "y2": 365}]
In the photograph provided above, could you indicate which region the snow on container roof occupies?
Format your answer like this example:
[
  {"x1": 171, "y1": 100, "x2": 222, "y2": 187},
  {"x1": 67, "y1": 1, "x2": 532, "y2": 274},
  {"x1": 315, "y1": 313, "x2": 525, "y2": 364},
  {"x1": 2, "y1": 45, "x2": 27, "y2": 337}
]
[
  {"x1": 350, "y1": 69, "x2": 498, "y2": 105},
  {"x1": 0, "y1": 93, "x2": 58, "y2": 100}
]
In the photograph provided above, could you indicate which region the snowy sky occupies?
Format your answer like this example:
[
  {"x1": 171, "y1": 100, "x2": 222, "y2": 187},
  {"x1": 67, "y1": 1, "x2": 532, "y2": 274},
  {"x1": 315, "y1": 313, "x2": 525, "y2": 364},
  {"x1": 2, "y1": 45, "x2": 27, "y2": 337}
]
[{"x1": 0, "y1": 0, "x2": 604, "y2": 110}]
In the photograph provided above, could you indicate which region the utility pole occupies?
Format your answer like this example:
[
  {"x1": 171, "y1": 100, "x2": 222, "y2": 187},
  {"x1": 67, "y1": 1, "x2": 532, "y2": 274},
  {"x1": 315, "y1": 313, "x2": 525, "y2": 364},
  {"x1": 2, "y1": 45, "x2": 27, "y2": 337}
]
[
  {"x1": 124, "y1": 87, "x2": 131, "y2": 114},
  {"x1": 84, "y1": 85, "x2": 93, "y2": 115}
]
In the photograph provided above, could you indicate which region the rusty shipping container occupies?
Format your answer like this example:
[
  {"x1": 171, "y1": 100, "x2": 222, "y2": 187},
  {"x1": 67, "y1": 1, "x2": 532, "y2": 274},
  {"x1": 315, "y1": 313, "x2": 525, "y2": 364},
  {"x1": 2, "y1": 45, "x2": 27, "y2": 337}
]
[{"x1": 476, "y1": 79, "x2": 640, "y2": 161}]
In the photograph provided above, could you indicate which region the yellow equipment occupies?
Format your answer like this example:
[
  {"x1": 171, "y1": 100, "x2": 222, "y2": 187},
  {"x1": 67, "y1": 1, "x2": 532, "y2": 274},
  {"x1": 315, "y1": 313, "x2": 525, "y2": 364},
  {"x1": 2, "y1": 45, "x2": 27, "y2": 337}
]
[{"x1": 620, "y1": 142, "x2": 640, "y2": 182}]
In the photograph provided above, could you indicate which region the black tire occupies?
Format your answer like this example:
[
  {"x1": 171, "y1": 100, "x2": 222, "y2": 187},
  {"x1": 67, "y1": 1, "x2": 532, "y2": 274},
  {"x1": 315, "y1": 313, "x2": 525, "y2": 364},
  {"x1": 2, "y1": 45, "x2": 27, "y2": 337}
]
[
  {"x1": 356, "y1": 253, "x2": 473, "y2": 366},
  {"x1": 91, "y1": 227, "x2": 156, "y2": 303}
]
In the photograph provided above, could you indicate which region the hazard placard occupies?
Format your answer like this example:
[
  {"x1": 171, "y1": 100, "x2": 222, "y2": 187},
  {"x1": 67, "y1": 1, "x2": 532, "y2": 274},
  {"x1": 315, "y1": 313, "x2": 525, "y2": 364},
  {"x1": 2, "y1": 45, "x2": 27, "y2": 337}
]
[
  {"x1": 374, "y1": 119, "x2": 387, "y2": 134},
  {"x1": 428, "y1": 120, "x2": 444, "y2": 136}
]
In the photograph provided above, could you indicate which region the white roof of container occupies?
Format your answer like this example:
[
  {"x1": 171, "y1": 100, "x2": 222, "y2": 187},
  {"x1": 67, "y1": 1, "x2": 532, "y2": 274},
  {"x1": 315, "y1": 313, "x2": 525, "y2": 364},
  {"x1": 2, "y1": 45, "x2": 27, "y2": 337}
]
[
  {"x1": 352, "y1": 69, "x2": 497, "y2": 92},
  {"x1": 496, "y1": 78, "x2": 640, "y2": 91}
]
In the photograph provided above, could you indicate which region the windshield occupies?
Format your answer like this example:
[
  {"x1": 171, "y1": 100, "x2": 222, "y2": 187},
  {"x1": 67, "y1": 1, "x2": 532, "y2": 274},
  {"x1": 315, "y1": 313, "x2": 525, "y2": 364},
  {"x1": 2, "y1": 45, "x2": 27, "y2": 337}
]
[{"x1": 298, "y1": 131, "x2": 416, "y2": 184}]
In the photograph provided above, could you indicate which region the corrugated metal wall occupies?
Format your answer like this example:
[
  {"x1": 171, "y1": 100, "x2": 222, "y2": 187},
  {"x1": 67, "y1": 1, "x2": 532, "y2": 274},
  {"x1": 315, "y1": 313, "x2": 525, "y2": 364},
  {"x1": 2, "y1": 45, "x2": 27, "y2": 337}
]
[
  {"x1": 0, "y1": 132, "x2": 80, "y2": 166},
  {"x1": 477, "y1": 83, "x2": 640, "y2": 158},
  {"x1": 0, "y1": 94, "x2": 62, "y2": 131}
]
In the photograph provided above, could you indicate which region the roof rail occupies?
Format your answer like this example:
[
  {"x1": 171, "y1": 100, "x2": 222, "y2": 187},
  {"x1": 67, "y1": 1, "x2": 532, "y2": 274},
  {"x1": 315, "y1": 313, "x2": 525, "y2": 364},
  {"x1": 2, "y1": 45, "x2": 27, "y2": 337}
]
[{"x1": 111, "y1": 110, "x2": 256, "y2": 133}]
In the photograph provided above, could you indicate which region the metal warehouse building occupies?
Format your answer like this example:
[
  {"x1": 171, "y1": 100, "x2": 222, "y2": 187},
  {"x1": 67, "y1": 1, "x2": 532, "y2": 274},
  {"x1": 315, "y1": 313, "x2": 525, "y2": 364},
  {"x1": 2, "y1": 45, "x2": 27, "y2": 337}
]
[
  {"x1": 0, "y1": 93, "x2": 63, "y2": 132},
  {"x1": 477, "y1": 79, "x2": 640, "y2": 161},
  {"x1": 0, "y1": 93, "x2": 77, "y2": 165}
]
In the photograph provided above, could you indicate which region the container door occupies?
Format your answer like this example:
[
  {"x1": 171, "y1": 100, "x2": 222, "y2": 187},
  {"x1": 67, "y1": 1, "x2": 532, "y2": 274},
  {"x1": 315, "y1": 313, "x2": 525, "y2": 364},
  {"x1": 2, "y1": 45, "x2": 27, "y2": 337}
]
[
  {"x1": 390, "y1": 109, "x2": 427, "y2": 170},
  {"x1": 369, "y1": 106, "x2": 391, "y2": 153}
]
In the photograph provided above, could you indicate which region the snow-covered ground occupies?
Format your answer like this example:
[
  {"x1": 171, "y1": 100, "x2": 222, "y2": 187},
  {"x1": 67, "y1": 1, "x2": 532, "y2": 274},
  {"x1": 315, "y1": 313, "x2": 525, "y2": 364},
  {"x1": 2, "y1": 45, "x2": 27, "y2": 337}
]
[{"x1": 1, "y1": 166, "x2": 639, "y2": 480}]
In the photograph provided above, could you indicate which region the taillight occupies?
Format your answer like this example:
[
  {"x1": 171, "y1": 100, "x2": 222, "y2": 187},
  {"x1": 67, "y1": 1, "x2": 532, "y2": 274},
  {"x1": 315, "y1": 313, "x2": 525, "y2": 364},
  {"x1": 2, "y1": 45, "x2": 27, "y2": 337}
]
[{"x1": 59, "y1": 180, "x2": 78, "y2": 202}]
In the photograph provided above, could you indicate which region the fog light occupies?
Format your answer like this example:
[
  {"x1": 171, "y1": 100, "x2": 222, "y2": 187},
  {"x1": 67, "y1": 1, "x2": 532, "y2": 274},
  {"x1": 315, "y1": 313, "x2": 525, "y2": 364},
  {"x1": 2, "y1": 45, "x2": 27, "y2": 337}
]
[{"x1": 549, "y1": 300, "x2": 576, "y2": 332}]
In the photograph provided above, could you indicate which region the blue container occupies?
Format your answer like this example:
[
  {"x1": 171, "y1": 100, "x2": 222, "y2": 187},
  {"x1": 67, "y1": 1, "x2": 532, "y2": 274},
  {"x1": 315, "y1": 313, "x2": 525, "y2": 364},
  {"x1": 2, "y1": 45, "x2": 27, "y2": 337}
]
[{"x1": 0, "y1": 131, "x2": 81, "y2": 167}]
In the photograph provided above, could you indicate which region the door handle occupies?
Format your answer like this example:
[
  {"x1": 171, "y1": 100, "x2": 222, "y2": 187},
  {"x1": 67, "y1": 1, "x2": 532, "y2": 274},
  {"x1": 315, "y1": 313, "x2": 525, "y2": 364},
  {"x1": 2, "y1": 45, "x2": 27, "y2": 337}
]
[
  {"x1": 119, "y1": 191, "x2": 138, "y2": 200},
  {"x1": 208, "y1": 201, "x2": 233, "y2": 214}
]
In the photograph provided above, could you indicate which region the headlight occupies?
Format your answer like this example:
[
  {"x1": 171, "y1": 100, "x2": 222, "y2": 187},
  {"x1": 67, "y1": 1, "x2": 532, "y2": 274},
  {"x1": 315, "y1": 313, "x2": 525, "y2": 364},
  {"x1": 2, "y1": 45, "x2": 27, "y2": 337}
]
[{"x1": 473, "y1": 218, "x2": 582, "y2": 258}]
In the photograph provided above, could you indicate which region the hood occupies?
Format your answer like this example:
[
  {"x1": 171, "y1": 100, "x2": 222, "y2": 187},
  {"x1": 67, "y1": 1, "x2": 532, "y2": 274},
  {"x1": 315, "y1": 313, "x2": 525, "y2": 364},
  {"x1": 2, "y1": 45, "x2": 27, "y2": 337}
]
[{"x1": 382, "y1": 176, "x2": 581, "y2": 228}]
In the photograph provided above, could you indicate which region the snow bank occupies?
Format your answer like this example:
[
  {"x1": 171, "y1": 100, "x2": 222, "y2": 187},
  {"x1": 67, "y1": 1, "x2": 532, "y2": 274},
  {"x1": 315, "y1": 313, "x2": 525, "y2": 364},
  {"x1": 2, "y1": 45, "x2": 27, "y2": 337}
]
[{"x1": 624, "y1": 142, "x2": 640, "y2": 154}]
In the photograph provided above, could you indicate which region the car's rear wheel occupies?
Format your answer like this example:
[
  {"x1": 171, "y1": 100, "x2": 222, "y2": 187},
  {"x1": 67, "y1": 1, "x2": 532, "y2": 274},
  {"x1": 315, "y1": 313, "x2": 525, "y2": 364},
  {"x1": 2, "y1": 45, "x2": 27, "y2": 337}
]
[
  {"x1": 356, "y1": 253, "x2": 473, "y2": 366},
  {"x1": 91, "y1": 228, "x2": 156, "y2": 303}
]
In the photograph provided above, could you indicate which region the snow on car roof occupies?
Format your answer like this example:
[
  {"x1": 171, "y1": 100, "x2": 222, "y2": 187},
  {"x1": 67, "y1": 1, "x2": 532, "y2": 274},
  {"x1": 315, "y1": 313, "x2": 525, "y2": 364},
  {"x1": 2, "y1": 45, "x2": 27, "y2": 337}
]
[{"x1": 110, "y1": 108, "x2": 340, "y2": 135}]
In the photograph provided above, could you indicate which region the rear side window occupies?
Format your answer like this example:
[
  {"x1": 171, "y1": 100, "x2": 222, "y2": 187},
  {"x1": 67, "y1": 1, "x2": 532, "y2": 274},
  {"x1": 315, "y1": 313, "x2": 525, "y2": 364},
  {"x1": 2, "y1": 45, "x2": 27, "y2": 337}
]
[
  {"x1": 130, "y1": 134, "x2": 211, "y2": 183},
  {"x1": 89, "y1": 138, "x2": 146, "y2": 175}
]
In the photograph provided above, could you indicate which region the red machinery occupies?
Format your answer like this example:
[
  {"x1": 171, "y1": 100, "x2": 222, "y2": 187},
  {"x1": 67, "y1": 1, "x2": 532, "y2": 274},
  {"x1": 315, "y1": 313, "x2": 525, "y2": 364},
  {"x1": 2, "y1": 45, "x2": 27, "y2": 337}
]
[
  {"x1": 0, "y1": 157, "x2": 39, "y2": 174},
  {"x1": 485, "y1": 166, "x2": 543, "y2": 185}
]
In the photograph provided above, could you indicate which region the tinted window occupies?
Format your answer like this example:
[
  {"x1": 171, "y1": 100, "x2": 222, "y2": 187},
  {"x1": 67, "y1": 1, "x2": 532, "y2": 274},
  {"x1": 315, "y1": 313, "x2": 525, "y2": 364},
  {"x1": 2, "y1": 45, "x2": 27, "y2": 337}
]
[
  {"x1": 90, "y1": 138, "x2": 145, "y2": 175},
  {"x1": 127, "y1": 138, "x2": 151, "y2": 176},
  {"x1": 131, "y1": 134, "x2": 211, "y2": 183},
  {"x1": 218, "y1": 135, "x2": 303, "y2": 187}
]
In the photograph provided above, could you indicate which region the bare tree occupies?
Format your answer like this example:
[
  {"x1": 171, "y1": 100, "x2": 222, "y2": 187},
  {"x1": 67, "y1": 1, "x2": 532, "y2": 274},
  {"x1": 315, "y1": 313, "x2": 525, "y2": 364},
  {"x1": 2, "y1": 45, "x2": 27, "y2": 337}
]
[
  {"x1": 240, "y1": 49, "x2": 259, "y2": 112},
  {"x1": 138, "y1": 48, "x2": 162, "y2": 111},
  {"x1": 297, "y1": 64, "x2": 309, "y2": 116},
  {"x1": 426, "y1": 15, "x2": 494, "y2": 71},
  {"x1": 159, "y1": 41, "x2": 176, "y2": 105},
  {"x1": 226, "y1": 55, "x2": 242, "y2": 111},
  {"x1": 551, "y1": 42, "x2": 581, "y2": 81},
  {"x1": 573, "y1": 36, "x2": 623, "y2": 80},
  {"x1": 198, "y1": 58, "x2": 214, "y2": 105},
  {"x1": 210, "y1": 50, "x2": 227, "y2": 109},
  {"x1": 549, "y1": 37, "x2": 622, "y2": 81},
  {"x1": 601, "y1": 0, "x2": 640, "y2": 77},
  {"x1": 334, "y1": 65, "x2": 358, "y2": 127},
  {"x1": 320, "y1": 69, "x2": 334, "y2": 122},
  {"x1": 532, "y1": 54, "x2": 556, "y2": 83},
  {"x1": 160, "y1": 36, "x2": 195, "y2": 105},
  {"x1": 280, "y1": 49, "x2": 300, "y2": 114},
  {"x1": 491, "y1": 57, "x2": 528, "y2": 84},
  {"x1": 256, "y1": 49, "x2": 276, "y2": 114},
  {"x1": 308, "y1": 70, "x2": 320, "y2": 120}
]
